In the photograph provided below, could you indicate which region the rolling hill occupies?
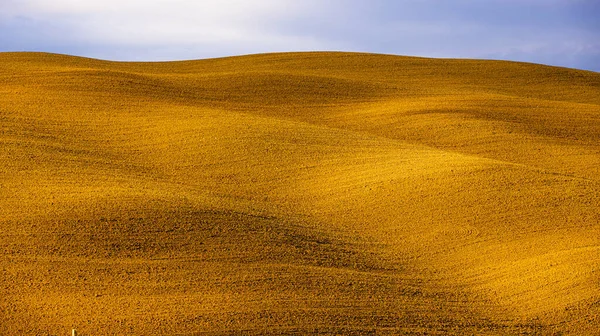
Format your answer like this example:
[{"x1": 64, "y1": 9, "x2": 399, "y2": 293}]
[{"x1": 1, "y1": 51, "x2": 599, "y2": 335}]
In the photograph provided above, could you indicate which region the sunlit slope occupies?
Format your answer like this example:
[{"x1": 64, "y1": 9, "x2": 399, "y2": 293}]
[{"x1": 1, "y1": 52, "x2": 599, "y2": 335}]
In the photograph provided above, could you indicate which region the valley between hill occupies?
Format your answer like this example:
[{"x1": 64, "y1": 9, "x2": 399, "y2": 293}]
[{"x1": 1, "y1": 52, "x2": 599, "y2": 335}]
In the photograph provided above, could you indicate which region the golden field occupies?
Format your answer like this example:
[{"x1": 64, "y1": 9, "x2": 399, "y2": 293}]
[{"x1": 0, "y1": 51, "x2": 599, "y2": 335}]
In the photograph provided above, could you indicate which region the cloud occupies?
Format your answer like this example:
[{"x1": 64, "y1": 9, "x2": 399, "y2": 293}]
[
  {"x1": 326, "y1": 0, "x2": 600, "y2": 71},
  {"x1": 0, "y1": 0, "x2": 598, "y2": 71},
  {"x1": 0, "y1": 0, "x2": 344, "y2": 59}
]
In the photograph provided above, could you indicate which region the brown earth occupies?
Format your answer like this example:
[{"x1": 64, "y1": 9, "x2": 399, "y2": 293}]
[{"x1": 1, "y1": 51, "x2": 599, "y2": 335}]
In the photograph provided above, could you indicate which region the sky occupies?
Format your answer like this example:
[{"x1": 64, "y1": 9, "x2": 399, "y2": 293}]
[{"x1": 1, "y1": 0, "x2": 599, "y2": 72}]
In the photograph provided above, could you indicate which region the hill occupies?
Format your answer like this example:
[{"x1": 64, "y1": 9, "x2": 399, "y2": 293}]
[{"x1": 1, "y1": 51, "x2": 599, "y2": 335}]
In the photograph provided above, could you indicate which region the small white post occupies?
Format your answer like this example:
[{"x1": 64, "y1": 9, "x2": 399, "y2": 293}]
[{"x1": 72, "y1": 329, "x2": 77, "y2": 336}]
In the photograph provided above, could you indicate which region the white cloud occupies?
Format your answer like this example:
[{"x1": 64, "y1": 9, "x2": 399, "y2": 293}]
[
  {"x1": 1, "y1": 0, "x2": 597, "y2": 70},
  {"x1": 1, "y1": 0, "x2": 338, "y2": 54}
]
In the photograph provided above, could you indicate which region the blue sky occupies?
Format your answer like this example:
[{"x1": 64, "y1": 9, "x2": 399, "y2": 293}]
[{"x1": 1, "y1": 0, "x2": 599, "y2": 71}]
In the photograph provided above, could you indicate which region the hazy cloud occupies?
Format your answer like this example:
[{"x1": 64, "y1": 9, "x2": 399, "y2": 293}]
[
  {"x1": 1, "y1": 0, "x2": 343, "y2": 59},
  {"x1": 0, "y1": 0, "x2": 598, "y2": 71}
]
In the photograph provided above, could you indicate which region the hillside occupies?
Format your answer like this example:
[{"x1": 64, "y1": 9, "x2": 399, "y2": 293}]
[{"x1": 1, "y1": 51, "x2": 599, "y2": 335}]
